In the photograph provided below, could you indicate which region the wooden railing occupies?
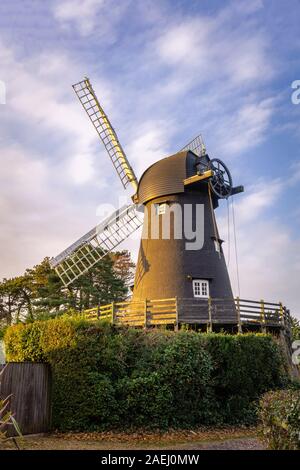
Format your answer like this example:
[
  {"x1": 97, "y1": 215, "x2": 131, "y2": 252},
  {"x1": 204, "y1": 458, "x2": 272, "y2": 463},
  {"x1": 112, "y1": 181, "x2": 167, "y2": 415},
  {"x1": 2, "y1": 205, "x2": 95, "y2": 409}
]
[
  {"x1": 83, "y1": 297, "x2": 291, "y2": 333},
  {"x1": 84, "y1": 298, "x2": 178, "y2": 327},
  {"x1": 236, "y1": 298, "x2": 291, "y2": 331}
]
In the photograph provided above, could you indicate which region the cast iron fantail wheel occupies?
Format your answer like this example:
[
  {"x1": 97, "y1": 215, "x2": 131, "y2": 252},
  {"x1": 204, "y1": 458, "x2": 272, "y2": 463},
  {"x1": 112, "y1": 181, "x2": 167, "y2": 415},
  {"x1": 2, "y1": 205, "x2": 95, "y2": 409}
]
[{"x1": 209, "y1": 158, "x2": 233, "y2": 199}]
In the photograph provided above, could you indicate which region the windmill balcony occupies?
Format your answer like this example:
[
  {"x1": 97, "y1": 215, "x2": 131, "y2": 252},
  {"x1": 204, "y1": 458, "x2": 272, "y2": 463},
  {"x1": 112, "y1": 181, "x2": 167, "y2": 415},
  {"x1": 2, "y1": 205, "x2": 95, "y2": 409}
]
[{"x1": 81, "y1": 297, "x2": 292, "y2": 338}]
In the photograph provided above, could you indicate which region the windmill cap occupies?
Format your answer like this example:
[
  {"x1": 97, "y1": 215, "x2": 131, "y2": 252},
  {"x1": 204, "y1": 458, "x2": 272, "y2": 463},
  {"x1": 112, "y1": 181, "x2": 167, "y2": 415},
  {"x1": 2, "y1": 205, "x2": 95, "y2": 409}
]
[{"x1": 136, "y1": 150, "x2": 210, "y2": 205}]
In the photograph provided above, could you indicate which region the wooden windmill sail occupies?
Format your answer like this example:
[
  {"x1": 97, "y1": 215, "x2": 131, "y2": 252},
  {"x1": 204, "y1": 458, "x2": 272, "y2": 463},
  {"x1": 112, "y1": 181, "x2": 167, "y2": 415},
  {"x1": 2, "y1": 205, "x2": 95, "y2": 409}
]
[{"x1": 50, "y1": 77, "x2": 244, "y2": 311}]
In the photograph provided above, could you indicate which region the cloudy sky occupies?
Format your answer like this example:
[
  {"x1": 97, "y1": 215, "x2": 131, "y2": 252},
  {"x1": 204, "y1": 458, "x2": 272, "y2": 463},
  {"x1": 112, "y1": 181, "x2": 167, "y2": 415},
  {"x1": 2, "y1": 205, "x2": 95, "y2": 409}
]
[{"x1": 0, "y1": 0, "x2": 299, "y2": 315}]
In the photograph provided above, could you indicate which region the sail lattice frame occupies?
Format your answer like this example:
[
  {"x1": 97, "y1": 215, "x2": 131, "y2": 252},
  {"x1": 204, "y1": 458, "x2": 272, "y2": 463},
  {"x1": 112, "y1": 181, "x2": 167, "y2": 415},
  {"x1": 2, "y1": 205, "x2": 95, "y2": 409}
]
[
  {"x1": 181, "y1": 134, "x2": 206, "y2": 157},
  {"x1": 73, "y1": 78, "x2": 138, "y2": 191},
  {"x1": 50, "y1": 204, "x2": 143, "y2": 286}
]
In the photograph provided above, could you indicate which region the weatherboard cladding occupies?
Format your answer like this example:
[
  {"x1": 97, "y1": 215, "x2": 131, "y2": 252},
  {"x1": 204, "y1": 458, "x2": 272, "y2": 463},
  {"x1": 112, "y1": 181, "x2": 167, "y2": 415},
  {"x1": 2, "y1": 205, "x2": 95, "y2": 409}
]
[
  {"x1": 137, "y1": 150, "x2": 203, "y2": 205},
  {"x1": 133, "y1": 189, "x2": 233, "y2": 305}
]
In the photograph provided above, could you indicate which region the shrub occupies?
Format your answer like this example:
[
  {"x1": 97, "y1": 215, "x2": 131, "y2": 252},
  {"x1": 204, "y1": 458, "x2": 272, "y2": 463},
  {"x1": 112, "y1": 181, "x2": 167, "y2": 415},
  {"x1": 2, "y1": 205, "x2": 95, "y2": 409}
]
[
  {"x1": 0, "y1": 366, "x2": 22, "y2": 442},
  {"x1": 116, "y1": 333, "x2": 215, "y2": 429},
  {"x1": 201, "y1": 333, "x2": 287, "y2": 424},
  {"x1": 4, "y1": 318, "x2": 288, "y2": 431},
  {"x1": 259, "y1": 389, "x2": 300, "y2": 450},
  {"x1": 289, "y1": 378, "x2": 300, "y2": 390},
  {"x1": 0, "y1": 327, "x2": 7, "y2": 341},
  {"x1": 153, "y1": 333, "x2": 215, "y2": 427},
  {"x1": 117, "y1": 373, "x2": 173, "y2": 429}
]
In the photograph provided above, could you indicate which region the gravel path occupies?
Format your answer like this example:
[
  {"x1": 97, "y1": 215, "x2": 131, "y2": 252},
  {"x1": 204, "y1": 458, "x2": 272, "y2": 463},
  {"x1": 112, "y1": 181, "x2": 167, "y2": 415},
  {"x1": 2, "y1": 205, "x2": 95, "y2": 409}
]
[
  {"x1": 1, "y1": 435, "x2": 265, "y2": 450},
  {"x1": 177, "y1": 437, "x2": 264, "y2": 450}
]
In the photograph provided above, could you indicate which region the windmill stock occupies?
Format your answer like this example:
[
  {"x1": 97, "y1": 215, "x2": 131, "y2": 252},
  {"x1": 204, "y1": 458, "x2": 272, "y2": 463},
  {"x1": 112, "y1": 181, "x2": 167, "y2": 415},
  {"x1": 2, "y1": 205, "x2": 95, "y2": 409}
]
[{"x1": 50, "y1": 77, "x2": 244, "y2": 316}]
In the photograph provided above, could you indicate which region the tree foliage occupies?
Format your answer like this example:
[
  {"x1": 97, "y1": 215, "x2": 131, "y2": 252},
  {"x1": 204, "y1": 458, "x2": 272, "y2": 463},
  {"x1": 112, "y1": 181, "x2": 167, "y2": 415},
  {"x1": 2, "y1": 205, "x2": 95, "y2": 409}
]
[
  {"x1": 291, "y1": 315, "x2": 300, "y2": 341},
  {"x1": 0, "y1": 251, "x2": 134, "y2": 326}
]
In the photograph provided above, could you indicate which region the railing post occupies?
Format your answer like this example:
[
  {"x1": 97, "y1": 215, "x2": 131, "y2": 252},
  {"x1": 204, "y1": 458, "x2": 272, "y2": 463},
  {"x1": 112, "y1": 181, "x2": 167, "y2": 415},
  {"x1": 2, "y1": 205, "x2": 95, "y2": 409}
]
[
  {"x1": 260, "y1": 299, "x2": 266, "y2": 333},
  {"x1": 144, "y1": 299, "x2": 148, "y2": 329},
  {"x1": 279, "y1": 302, "x2": 284, "y2": 327},
  {"x1": 97, "y1": 303, "x2": 100, "y2": 320},
  {"x1": 286, "y1": 308, "x2": 292, "y2": 337},
  {"x1": 111, "y1": 301, "x2": 115, "y2": 325},
  {"x1": 175, "y1": 297, "x2": 179, "y2": 332},
  {"x1": 236, "y1": 296, "x2": 242, "y2": 333},
  {"x1": 207, "y1": 297, "x2": 213, "y2": 333}
]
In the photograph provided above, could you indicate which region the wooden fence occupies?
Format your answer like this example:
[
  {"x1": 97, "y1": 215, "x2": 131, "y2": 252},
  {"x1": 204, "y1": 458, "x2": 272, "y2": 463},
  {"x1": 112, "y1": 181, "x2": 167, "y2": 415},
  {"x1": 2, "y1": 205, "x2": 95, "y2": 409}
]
[
  {"x1": 83, "y1": 297, "x2": 292, "y2": 333},
  {"x1": 0, "y1": 363, "x2": 51, "y2": 436}
]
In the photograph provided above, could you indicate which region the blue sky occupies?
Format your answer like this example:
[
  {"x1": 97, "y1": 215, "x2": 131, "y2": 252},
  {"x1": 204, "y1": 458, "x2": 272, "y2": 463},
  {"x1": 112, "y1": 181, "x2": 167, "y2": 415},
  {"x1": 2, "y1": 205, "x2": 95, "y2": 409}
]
[{"x1": 0, "y1": 0, "x2": 299, "y2": 314}]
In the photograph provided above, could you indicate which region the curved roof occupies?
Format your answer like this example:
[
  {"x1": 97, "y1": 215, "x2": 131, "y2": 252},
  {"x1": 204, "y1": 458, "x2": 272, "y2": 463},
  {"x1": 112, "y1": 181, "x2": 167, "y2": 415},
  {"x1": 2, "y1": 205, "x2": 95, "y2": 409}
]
[{"x1": 137, "y1": 151, "x2": 206, "y2": 205}]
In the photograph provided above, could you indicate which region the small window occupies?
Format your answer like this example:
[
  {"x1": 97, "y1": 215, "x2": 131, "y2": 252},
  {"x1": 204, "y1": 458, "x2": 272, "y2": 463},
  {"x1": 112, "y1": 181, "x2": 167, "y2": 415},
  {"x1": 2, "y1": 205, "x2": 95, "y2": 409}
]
[
  {"x1": 155, "y1": 203, "x2": 167, "y2": 215},
  {"x1": 193, "y1": 279, "x2": 209, "y2": 298}
]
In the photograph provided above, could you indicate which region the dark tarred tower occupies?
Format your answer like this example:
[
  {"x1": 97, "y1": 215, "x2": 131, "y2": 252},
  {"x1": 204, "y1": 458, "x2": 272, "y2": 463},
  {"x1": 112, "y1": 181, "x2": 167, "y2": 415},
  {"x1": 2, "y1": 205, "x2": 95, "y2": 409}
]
[{"x1": 132, "y1": 150, "x2": 243, "y2": 307}]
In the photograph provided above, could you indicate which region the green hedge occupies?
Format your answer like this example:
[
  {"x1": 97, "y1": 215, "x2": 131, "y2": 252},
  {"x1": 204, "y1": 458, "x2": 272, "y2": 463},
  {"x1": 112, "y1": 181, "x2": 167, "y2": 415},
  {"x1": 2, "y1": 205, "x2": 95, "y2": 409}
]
[
  {"x1": 259, "y1": 390, "x2": 300, "y2": 450},
  {"x1": 4, "y1": 318, "x2": 288, "y2": 431}
]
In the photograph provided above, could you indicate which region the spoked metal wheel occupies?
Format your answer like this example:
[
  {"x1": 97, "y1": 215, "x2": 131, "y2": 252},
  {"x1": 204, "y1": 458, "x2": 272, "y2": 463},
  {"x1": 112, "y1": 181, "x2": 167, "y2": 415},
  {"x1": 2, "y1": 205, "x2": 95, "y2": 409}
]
[{"x1": 209, "y1": 158, "x2": 232, "y2": 199}]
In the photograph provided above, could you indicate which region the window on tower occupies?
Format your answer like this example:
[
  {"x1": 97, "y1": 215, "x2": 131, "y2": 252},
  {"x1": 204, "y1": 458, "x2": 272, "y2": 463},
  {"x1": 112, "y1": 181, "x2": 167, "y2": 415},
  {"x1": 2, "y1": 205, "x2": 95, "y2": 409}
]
[
  {"x1": 193, "y1": 279, "x2": 210, "y2": 298},
  {"x1": 155, "y1": 202, "x2": 167, "y2": 215},
  {"x1": 212, "y1": 236, "x2": 223, "y2": 254},
  {"x1": 214, "y1": 240, "x2": 221, "y2": 253}
]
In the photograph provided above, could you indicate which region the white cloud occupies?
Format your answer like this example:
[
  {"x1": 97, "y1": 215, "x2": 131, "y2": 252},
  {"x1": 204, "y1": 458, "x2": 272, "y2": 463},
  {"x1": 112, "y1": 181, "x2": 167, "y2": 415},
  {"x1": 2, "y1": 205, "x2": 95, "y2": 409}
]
[
  {"x1": 0, "y1": 42, "x2": 115, "y2": 186},
  {"x1": 156, "y1": 19, "x2": 212, "y2": 67},
  {"x1": 211, "y1": 97, "x2": 276, "y2": 156},
  {"x1": 290, "y1": 160, "x2": 300, "y2": 185},
  {"x1": 68, "y1": 152, "x2": 95, "y2": 184},
  {"x1": 239, "y1": 0, "x2": 264, "y2": 14},
  {"x1": 126, "y1": 120, "x2": 174, "y2": 177},
  {"x1": 0, "y1": 143, "x2": 109, "y2": 279},
  {"x1": 234, "y1": 179, "x2": 283, "y2": 224},
  {"x1": 225, "y1": 36, "x2": 272, "y2": 85},
  {"x1": 233, "y1": 99, "x2": 275, "y2": 151},
  {"x1": 5, "y1": 53, "x2": 93, "y2": 148},
  {"x1": 0, "y1": 147, "x2": 71, "y2": 267},
  {"x1": 228, "y1": 218, "x2": 300, "y2": 317},
  {"x1": 0, "y1": 41, "x2": 116, "y2": 278},
  {"x1": 53, "y1": 0, "x2": 105, "y2": 36},
  {"x1": 150, "y1": 3, "x2": 275, "y2": 157},
  {"x1": 155, "y1": 10, "x2": 272, "y2": 89},
  {"x1": 52, "y1": 0, "x2": 128, "y2": 39},
  {"x1": 217, "y1": 178, "x2": 300, "y2": 316}
]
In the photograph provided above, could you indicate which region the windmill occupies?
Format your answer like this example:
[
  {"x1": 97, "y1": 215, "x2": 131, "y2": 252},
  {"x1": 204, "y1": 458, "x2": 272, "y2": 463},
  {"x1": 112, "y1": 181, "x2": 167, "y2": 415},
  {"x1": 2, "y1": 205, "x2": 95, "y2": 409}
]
[{"x1": 50, "y1": 78, "x2": 244, "y2": 313}]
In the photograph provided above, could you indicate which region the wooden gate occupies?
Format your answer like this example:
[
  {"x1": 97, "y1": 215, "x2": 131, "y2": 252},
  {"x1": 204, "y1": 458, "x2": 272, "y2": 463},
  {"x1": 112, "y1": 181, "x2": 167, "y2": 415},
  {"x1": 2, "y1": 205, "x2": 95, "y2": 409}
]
[{"x1": 0, "y1": 362, "x2": 51, "y2": 436}]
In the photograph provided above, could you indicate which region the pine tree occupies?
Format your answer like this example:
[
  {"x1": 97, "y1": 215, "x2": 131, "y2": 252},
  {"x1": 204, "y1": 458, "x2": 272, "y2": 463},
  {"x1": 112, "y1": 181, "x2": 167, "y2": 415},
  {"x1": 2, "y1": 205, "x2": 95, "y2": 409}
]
[{"x1": 0, "y1": 251, "x2": 135, "y2": 323}]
